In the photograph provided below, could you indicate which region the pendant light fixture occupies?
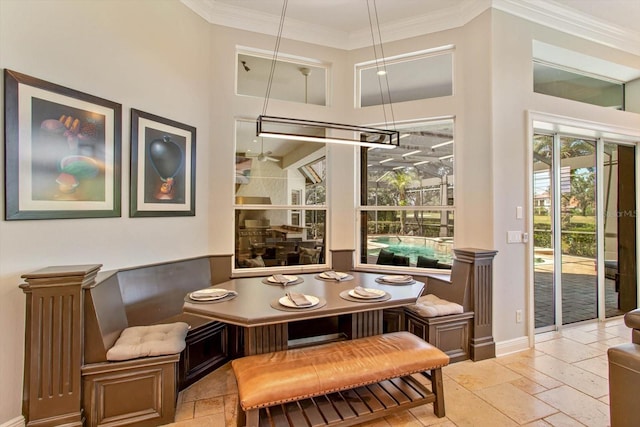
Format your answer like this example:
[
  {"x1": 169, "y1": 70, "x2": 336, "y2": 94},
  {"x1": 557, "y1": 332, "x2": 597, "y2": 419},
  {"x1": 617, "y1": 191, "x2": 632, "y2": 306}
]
[{"x1": 257, "y1": 0, "x2": 399, "y2": 149}]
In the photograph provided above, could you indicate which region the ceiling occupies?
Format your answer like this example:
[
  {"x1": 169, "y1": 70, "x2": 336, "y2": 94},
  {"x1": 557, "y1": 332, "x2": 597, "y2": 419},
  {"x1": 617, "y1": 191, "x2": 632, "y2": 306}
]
[{"x1": 183, "y1": 0, "x2": 640, "y2": 53}]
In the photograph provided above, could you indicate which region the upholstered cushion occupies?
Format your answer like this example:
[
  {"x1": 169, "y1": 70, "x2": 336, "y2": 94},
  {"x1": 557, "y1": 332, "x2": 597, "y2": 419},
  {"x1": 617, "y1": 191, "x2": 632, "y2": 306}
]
[
  {"x1": 106, "y1": 322, "x2": 189, "y2": 361},
  {"x1": 392, "y1": 255, "x2": 410, "y2": 266},
  {"x1": 376, "y1": 249, "x2": 395, "y2": 265},
  {"x1": 417, "y1": 256, "x2": 439, "y2": 268},
  {"x1": 406, "y1": 294, "x2": 463, "y2": 318}
]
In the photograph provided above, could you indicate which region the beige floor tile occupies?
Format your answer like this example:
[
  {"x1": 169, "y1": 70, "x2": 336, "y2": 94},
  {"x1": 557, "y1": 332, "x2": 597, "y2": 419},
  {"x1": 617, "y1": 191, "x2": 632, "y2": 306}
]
[
  {"x1": 502, "y1": 361, "x2": 564, "y2": 390},
  {"x1": 443, "y1": 359, "x2": 521, "y2": 391},
  {"x1": 442, "y1": 380, "x2": 518, "y2": 426},
  {"x1": 173, "y1": 400, "x2": 194, "y2": 422},
  {"x1": 381, "y1": 410, "x2": 424, "y2": 426},
  {"x1": 560, "y1": 328, "x2": 614, "y2": 345},
  {"x1": 521, "y1": 420, "x2": 554, "y2": 427},
  {"x1": 474, "y1": 382, "x2": 558, "y2": 424},
  {"x1": 543, "y1": 412, "x2": 586, "y2": 426},
  {"x1": 573, "y1": 355, "x2": 609, "y2": 379},
  {"x1": 494, "y1": 348, "x2": 543, "y2": 366},
  {"x1": 194, "y1": 396, "x2": 225, "y2": 417},
  {"x1": 530, "y1": 355, "x2": 609, "y2": 399},
  {"x1": 587, "y1": 336, "x2": 627, "y2": 352},
  {"x1": 536, "y1": 331, "x2": 563, "y2": 343},
  {"x1": 509, "y1": 376, "x2": 549, "y2": 395},
  {"x1": 408, "y1": 403, "x2": 453, "y2": 426},
  {"x1": 181, "y1": 362, "x2": 238, "y2": 403},
  {"x1": 162, "y1": 414, "x2": 225, "y2": 427},
  {"x1": 223, "y1": 393, "x2": 239, "y2": 426},
  {"x1": 534, "y1": 338, "x2": 604, "y2": 363},
  {"x1": 536, "y1": 385, "x2": 609, "y2": 426}
]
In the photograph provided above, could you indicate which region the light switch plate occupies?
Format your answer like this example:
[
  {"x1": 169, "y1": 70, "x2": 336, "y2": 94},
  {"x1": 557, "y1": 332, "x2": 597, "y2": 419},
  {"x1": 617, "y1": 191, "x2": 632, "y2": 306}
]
[{"x1": 507, "y1": 231, "x2": 522, "y2": 243}]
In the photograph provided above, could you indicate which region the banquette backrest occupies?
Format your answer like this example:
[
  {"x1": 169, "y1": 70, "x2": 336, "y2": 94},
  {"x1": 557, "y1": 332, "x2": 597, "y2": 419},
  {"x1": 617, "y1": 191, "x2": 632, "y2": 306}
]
[
  {"x1": 116, "y1": 257, "x2": 212, "y2": 327},
  {"x1": 421, "y1": 256, "x2": 472, "y2": 311},
  {"x1": 83, "y1": 255, "x2": 226, "y2": 364}
]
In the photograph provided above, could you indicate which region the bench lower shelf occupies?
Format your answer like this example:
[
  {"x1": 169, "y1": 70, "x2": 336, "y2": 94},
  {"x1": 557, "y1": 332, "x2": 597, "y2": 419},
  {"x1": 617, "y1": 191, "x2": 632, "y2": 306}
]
[{"x1": 251, "y1": 374, "x2": 436, "y2": 427}]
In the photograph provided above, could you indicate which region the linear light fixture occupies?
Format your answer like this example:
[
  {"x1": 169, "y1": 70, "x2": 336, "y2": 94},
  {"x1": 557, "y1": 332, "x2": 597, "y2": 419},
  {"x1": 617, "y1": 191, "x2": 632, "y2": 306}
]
[
  {"x1": 413, "y1": 160, "x2": 429, "y2": 166},
  {"x1": 379, "y1": 158, "x2": 394, "y2": 164},
  {"x1": 432, "y1": 140, "x2": 454, "y2": 149},
  {"x1": 257, "y1": 115, "x2": 399, "y2": 149},
  {"x1": 438, "y1": 154, "x2": 454, "y2": 160}
]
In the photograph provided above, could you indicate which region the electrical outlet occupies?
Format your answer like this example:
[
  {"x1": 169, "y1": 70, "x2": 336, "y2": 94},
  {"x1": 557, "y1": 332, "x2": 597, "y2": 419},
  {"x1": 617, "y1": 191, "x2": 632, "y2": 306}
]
[{"x1": 516, "y1": 310, "x2": 522, "y2": 323}]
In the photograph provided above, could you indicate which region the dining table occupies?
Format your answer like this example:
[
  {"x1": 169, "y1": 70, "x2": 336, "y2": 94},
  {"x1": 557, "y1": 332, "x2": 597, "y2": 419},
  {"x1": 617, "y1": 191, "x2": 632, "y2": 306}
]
[{"x1": 183, "y1": 271, "x2": 424, "y2": 355}]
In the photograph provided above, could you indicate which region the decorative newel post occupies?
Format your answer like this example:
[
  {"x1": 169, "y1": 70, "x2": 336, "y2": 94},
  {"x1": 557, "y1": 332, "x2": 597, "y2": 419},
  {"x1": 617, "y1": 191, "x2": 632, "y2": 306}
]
[
  {"x1": 453, "y1": 248, "x2": 498, "y2": 361},
  {"x1": 20, "y1": 264, "x2": 101, "y2": 427}
]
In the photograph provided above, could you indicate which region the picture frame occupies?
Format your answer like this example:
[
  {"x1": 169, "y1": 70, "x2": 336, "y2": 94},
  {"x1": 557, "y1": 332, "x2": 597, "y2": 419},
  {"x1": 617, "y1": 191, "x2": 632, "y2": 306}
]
[
  {"x1": 130, "y1": 109, "x2": 196, "y2": 217},
  {"x1": 4, "y1": 69, "x2": 122, "y2": 220}
]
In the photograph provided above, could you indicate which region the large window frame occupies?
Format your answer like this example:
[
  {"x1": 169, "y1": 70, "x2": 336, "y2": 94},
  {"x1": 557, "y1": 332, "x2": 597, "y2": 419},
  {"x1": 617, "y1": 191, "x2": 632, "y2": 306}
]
[
  {"x1": 233, "y1": 118, "x2": 328, "y2": 274},
  {"x1": 357, "y1": 118, "x2": 456, "y2": 272}
]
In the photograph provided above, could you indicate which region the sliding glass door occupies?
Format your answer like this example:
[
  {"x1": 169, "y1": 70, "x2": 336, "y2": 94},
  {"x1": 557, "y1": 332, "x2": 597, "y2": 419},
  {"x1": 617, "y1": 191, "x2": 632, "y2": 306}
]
[{"x1": 533, "y1": 133, "x2": 636, "y2": 331}]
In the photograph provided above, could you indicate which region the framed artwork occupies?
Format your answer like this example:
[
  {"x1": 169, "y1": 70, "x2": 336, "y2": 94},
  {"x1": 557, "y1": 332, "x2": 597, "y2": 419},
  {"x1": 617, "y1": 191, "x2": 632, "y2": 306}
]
[
  {"x1": 130, "y1": 109, "x2": 196, "y2": 217},
  {"x1": 4, "y1": 69, "x2": 122, "y2": 220}
]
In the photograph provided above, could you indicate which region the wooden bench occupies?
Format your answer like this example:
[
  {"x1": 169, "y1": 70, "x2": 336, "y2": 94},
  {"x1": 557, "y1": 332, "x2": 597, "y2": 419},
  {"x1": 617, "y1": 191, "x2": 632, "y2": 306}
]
[
  {"x1": 231, "y1": 332, "x2": 449, "y2": 427},
  {"x1": 82, "y1": 255, "x2": 233, "y2": 426}
]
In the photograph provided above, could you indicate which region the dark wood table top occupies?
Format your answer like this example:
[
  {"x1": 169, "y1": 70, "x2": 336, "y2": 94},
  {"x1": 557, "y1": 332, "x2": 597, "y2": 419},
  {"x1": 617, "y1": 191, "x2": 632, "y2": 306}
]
[{"x1": 183, "y1": 271, "x2": 424, "y2": 327}]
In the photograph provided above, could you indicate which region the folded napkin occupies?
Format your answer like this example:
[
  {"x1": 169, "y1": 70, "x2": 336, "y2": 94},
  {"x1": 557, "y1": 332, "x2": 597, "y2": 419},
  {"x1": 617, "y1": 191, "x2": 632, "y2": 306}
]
[
  {"x1": 381, "y1": 274, "x2": 413, "y2": 283},
  {"x1": 354, "y1": 286, "x2": 382, "y2": 298},
  {"x1": 323, "y1": 271, "x2": 344, "y2": 281},
  {"x1": 271, "y1": 274, "x2": 292, "y2": 285},
  {"x1": 190, "y1": 288, "x2": 236, "y2": 300},
  {"x1": 286, "y1": 292, "x2": 312, "y2": 306}
]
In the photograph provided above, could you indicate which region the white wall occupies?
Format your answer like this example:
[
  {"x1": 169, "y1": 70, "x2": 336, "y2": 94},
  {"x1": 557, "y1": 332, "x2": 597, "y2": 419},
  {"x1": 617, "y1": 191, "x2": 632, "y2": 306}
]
[{"x1": 0, "y1": 0, "x2": 211, "y2": 423}]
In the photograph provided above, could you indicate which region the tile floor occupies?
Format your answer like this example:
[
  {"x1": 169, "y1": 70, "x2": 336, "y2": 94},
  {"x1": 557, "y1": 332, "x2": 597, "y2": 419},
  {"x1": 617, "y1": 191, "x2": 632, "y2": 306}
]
[{"x1": 165, "y1": 317, "x2": 631, "y2": 427}]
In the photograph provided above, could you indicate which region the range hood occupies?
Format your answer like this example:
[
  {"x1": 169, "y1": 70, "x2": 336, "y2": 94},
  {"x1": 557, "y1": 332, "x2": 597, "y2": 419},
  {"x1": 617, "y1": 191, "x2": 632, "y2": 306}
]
[{"x1": 235, "y1": 196, "x2": 272, "y2": 205}]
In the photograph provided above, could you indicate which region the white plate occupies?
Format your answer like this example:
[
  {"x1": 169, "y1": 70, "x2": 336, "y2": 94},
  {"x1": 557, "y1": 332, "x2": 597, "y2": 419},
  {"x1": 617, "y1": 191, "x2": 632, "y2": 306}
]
[
  {"x1": 349, "y1": 288, "x2": 386, "y2": 299},
  {"x1": 380, "y1": 275, "x2": 413, "y2": 283},
  {"x1": 279, "y1": 294, "x2": 319, "y2": 308},
  {"x1": 189, "y1": 288, "x2": 230, "y2": 301},
  {"x1": 319, "y1": 271, "x2": 348, "y2": 279},
  {"x1": 268, "y1": 274, "x2": 298, "y2": 284}
]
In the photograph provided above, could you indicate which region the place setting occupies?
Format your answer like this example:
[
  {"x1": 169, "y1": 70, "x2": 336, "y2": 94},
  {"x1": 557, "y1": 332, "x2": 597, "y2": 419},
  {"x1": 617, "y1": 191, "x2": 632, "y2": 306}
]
[
  {"x1": 270, "y1": 291, "x2": 327, "y2": 312},
  {"x1": 315, "y1": 270, "x2": 354, "y2": 282},
  {"x1": 375, "y1": 274, "x2": 415, "y2": 285},
  {"x1": 261, "y1": 274, "x2": 304, "y2": 286},
  {"x1": 339, "y1": 286, "x2": 391, "y2": 303},
  {"x1": 184, "y1": 287, "x2": 238, "y2": 304}
]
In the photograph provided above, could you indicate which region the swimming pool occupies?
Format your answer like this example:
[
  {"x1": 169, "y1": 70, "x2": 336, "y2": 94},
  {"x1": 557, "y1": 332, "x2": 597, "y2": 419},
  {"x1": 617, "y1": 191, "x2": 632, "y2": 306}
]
[{"x1": 367, "y1": 235, "x2": 453, "y2": 266}]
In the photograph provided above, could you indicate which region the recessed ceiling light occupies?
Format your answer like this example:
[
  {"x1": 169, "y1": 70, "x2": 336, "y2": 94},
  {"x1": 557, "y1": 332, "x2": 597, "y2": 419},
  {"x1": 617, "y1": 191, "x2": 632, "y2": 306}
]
[
  {"x1": 402, "y1": 150, "x2": 421, "y2": 157},
  {"x1": 432, "y1": 140, "x2": 454, "y2": 149},
  {"x1": 377, "y1": 70, "x2": 387, "y2": 76}
]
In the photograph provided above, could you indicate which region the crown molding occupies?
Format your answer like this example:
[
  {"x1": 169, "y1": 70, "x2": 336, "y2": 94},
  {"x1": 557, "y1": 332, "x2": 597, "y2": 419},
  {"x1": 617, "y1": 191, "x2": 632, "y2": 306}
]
[
  {"x1": 181, "y1": 0, "x2": 640, "y2": 56},
  {"x1": 493, "y1": 0, "x2": 640, "y2": 57}
]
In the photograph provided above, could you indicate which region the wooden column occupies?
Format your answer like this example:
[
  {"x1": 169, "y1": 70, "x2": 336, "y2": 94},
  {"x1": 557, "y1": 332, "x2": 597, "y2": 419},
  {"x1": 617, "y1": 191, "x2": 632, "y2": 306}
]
[
  {"x1": 20, "y1": 264, "x2": 101, "y2": 427},
  {"x1": 453, "y1": 248, "x2": 497, "y2": 361}
]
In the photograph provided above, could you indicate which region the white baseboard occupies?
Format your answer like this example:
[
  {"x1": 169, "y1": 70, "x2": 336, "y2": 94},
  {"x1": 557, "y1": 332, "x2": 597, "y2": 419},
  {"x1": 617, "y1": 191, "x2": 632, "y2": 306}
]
[
  {"x1": 495, "y1": 336, "x2": 530, "y2": 357},
  {"x1": 0, "y1": 416, "x2": 24, "y2": 427}
]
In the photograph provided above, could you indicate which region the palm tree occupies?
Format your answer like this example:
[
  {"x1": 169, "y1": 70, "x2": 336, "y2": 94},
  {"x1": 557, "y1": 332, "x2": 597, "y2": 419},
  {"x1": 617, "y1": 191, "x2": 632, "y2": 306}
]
[{"x1": 381, "y1": 169, "x2": 419, "y2": 233}]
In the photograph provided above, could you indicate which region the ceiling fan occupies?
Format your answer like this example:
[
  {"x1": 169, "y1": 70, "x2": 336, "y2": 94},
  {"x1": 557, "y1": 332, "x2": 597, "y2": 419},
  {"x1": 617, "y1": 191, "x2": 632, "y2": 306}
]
[{"x1": 250, "y1": 139, "x2": 279, "y2": 162}]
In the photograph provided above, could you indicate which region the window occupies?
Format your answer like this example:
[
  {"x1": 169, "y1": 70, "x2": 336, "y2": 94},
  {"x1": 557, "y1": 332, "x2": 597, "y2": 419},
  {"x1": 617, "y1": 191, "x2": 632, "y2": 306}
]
[
  {"x1": 358, "y1": 119, "x2": 455, "y2": 270},
  {"x1": 356, "y1": 47, "x2": 453, "y2": 107},
  {"x1": 533, "y1": 61, "x2": 624, "y2": 109},
  {"x1": 234, "y1": 119, "x2": 327, "y2": 270},
  {"x1": 237, "y1": 50, "x2": 328, "y2": 106}
]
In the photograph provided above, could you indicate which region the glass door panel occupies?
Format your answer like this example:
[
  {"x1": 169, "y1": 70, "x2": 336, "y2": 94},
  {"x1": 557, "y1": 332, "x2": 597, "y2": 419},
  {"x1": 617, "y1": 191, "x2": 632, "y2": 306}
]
[
  {"x1": 559, "y1": 137, "x2": 597, "y2": 325},
  {"x1": 603, "y1": 143, "x2": 637, "y2": 316},
  {"x1": 533, "y1": 135, "x2": 555, "y2": 329}
]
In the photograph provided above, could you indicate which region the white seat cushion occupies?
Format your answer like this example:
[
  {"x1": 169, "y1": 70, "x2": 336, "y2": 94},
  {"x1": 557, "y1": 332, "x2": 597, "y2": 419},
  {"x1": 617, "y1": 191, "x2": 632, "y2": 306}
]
[
  {"x1": 406, "y1": 294, "x2": 463, "y2": 318},
  {"x1": 106, "y1": 322, "x2": 189, "y2": 361}
]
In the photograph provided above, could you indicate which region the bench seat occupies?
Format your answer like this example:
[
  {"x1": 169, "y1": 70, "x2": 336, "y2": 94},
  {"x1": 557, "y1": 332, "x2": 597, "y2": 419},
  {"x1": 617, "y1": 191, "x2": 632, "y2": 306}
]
[{"x1": 232, "y1": 332, "x2": 449, "y2": 427}]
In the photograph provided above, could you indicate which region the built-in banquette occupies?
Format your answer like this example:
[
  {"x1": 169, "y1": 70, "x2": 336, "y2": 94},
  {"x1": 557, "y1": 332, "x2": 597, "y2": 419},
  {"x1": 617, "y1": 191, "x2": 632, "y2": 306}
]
[
  {"x1": 20, "y1": 255, "x2": 235, "y2": 427},
  {"x1": 20, "y1": 248, "x2": 496, "y2": 427},
  {"x1": 383, "y1": 248, "x2": 498, "y2": 363}
]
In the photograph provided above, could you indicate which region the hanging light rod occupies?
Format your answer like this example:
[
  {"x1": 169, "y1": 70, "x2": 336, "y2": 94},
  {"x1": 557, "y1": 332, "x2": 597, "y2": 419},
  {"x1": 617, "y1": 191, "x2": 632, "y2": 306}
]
[{"x1": 257, "y1": 115, "x2": 399, "y2": 149}]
